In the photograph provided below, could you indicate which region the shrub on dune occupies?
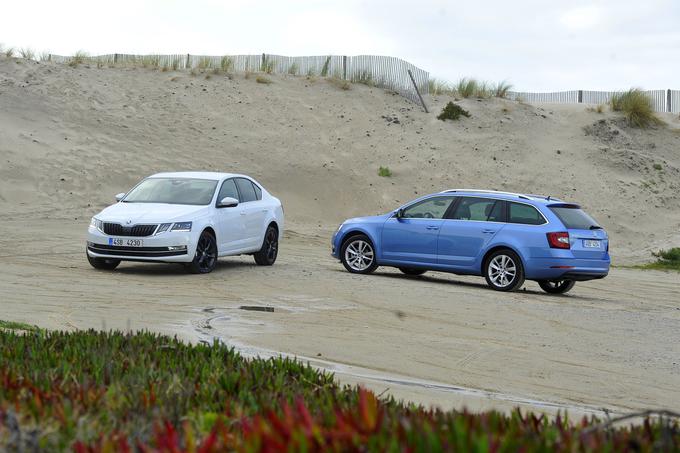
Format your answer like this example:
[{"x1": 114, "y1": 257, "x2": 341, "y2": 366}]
[{"x1": 437, "y1": 101, "x2": 471, "y2": 121}]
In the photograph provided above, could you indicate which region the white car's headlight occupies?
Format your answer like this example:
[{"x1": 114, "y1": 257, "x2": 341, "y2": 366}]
[
  {"x1": 90, "y1": 217, "x2": 103, "y2": 232},
  {"x1": 171, "y1": 222, "x2": 192, "y2": 232},
  {"x1": 155, "y1": 223, "x2": 172, "y2": 235}
]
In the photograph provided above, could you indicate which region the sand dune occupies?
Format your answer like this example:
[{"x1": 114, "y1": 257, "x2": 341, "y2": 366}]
[{"x1": 1, "y1": 56, "x2": 679, "y2": 261}]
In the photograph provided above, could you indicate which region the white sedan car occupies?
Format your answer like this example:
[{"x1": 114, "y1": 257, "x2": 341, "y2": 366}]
[{"x1": 87, "y1": 172, "x2": 284, "y2": 273}]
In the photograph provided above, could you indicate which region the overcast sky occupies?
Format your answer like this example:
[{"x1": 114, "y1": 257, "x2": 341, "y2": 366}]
[{"x1": 3, "y1": 0, "x2": 680, "y2": 91}]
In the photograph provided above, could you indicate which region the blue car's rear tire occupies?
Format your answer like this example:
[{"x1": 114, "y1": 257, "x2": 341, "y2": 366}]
[
  {"x1": 340, "y1": 234, "x2": 378, "y2": 274},
  {"x1": 538, "y1": 280, "x2": 575, "y2": 294},
  {"x1": 484, "y1": 249, "x2": 525, "y2": 292}
]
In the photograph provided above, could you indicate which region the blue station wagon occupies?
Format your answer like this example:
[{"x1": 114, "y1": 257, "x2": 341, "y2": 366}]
[{"x1": 331, "y1": 190, "x2": 610, "y2": 293}]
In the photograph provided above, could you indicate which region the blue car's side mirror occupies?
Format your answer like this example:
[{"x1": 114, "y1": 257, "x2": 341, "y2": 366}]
[{"x1": 395, "y1": 209, "x2": 405, "y2": 220}]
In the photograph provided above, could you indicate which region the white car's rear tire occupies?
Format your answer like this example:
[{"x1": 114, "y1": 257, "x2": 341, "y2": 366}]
[{"x1": 254, "y1": 225, "x2": 278, "y2": 266}]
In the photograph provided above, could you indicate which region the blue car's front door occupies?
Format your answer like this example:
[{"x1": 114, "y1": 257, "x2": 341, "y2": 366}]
[
  {"x1": 437, "y1": 197, "x2": 505, "y2": 268},
  {"x1": 381, "y1": 196, "x2": 456, "y2": 265}
]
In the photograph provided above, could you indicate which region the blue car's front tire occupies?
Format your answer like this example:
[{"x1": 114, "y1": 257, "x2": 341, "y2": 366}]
[
  {"x1": 341, "y1": 234, "x2": 378, "y2": 274},
  {"x1": 484, "y1": 249, "x2": 525, "y2": 292}
]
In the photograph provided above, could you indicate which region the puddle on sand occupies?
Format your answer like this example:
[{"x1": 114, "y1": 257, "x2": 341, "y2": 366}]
[{"x1": 188, "y1": 312, "x2": 622, "y2": 418}]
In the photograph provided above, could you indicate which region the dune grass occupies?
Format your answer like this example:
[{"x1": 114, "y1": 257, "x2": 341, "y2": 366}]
[
  {"x1": 351, "y1": 69, "x2": 374, "y2": 86},
  {"x1": 287, "y1": 62, "x2": 299, "y2": 75},
  {"x1": 255, "y1": 75, "x2": 272, "y2": 84},
  {"x1": 220, "y1": 55, "x2": 233, "y2": 73},
  {"x1": 1, "y1": 328, "x2": 678, "y2": 451},
  {"x1": 635, "y1": 247, "x2": 680, "y2": 271},
  {"x1": 610, "y1": 89, "x2": 664, "y2": 128},
  {"x1": 429, "y1": 77, "x2": 512, "y2": 99},
  {"x1": 4, "y1": 47, "x2": 15, "y2": 58},
  {"x1": 19, "y1": 47, "x2": 35, "y2": 60},
  {"x1": 327, "y1": 76, "x2": 350, "y2": 90},
  {"x1": 68, "y1": 50, "x2": 89, "y2": 67}
]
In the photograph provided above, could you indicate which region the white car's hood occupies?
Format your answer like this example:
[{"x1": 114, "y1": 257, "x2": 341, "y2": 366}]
[{"x1": 97, "y1": 202, "x2": 210, "y2": 224}]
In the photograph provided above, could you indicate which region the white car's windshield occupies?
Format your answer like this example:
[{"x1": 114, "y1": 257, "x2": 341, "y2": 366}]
[{"x1": 123, "y1": 178, "x2": 218, "y2": 205}]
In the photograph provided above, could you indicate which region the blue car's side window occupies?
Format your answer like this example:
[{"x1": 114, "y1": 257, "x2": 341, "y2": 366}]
[
  {"x1": 402, "y1": 197, "x2": 455, "y2": 219},
  {"x1": 449, "y1": 197, "x2": 499, "y2": 221},
  {"x1": 508, "y1": 202, "x2": 546, "y2": 225}
]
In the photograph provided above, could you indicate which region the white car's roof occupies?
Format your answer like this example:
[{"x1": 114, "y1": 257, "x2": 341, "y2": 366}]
[{"x1": 149, "y1": 171, "x2": 246, "y2": 181}]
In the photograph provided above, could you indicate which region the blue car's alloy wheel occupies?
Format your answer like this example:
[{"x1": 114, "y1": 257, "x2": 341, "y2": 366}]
[
  {"x1": 484, "y1": 249, "x2": 525, "y2": 291},
  {"x1": 341, "y1": 235, "x2": 378, "y2": 274}
]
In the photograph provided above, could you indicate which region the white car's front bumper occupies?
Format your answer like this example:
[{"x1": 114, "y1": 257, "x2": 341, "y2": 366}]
[{"x1": 86, "y1": 226, "x2": 197, "y2": 263}]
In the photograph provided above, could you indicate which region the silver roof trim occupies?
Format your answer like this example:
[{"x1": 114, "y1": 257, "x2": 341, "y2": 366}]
[{"x1": 440, "y1": 189, "x2": 561, "y2": 202}]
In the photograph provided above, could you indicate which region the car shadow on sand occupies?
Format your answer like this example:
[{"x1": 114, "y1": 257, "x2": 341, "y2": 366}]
[
  {"x1": 359, "y1": 269, "x2": 594, "y2": 301},
  {"x1": 113, "y1": 259, "x2": 257, "y2": 276}
]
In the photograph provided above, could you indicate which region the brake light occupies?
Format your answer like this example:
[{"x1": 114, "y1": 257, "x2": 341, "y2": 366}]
[{"x1": 547, "y1": 232, "x2": 570, "y2": 249}]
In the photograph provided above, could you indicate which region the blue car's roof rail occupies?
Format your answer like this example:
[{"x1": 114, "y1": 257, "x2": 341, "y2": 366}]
[{"x1": 440, "y1": 189, "x2": 562, "y2": 202}]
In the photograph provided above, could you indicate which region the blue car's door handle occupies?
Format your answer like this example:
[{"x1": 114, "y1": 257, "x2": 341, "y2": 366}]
[
  {"x1": 426, "y1": 225, "x2": 439, "y2": 230},
  {"x1": 482, "y1": 229, "x2": 496, "y2": 234}
]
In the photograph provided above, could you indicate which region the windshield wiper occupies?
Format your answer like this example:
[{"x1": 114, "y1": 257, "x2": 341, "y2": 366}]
[{"x1": 589, "y1": 225, "x2": 603, "y2": 230}]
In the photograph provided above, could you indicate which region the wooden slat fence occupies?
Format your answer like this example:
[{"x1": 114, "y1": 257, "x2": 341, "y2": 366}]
[
  {"x1": 508, "y1": 89, "x2": 675, "y2": 113},
  {"x1": 49, "y1": 53, "x2": 429, "y2": 105}
]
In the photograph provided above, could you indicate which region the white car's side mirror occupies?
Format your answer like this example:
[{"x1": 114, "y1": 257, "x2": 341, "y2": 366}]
[
  {"x1": 218, "y1": 197, "x2": 239, "y2": 208},
  {"x1": 115, "y1": 192, "x2": 126, "y2": 202}
]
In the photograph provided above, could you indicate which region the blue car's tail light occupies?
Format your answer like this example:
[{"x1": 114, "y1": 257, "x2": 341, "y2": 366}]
[{"x1": 546, "y1": 232, "x2": 570, "y2": 249}]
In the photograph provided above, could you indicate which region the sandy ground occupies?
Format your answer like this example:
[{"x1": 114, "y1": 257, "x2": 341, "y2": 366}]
[
  {"x1": 1, "y1": 56, "x2": 680, "y2": 416},
  {"x1": 1, "y1": 219, "x2": 679, "y2": 416}
]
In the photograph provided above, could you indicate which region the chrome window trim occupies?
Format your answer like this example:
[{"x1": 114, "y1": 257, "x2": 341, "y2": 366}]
[{"x1": 440, "y1": 195, "x2": 550, "y2": 226}]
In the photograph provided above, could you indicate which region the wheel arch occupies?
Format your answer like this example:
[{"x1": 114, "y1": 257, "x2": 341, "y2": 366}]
[
  {"x1": 480, "y1": 245, "x2": 525, "y2": 276},
  {"x1": 339, "y1": 228, "x2": 378, "y2": 251}
]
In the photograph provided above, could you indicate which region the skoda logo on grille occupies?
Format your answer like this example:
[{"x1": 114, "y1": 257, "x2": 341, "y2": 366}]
[{"x1": 126, "y1": 219, "x2": 132, "y2": 225}]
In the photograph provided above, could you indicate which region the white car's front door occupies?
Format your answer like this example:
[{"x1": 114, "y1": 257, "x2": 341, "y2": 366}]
[
  {"x1": 215, "y1": 179, "x2": 248, "y2": 254},
  {"x1": 235, "y1": 178, "x2": 268, "y2": 250}
]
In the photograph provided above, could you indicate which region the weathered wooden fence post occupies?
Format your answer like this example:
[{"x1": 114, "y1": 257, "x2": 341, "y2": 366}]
[
  {"x1": 261, "y1": 53, "x2": 266, "y2": 71},
  {"x1": 407, "y1": 69, "x2": 428, "y2": 113},
  {"x1": 114, "y1": 53, "x2": 118, "y2": 64},
  {"x1": 578, "y1": 90, "x2": 583, "y2": 103},
  {"x1": 185, "y1": 54, "x2": 190, "y2": 69},
  {"x1": 342, "y1": 56, "x2": 347, "y2": 80},
  {"x1": 667, "y1": 89, "x2": 672, "y2": 113}
]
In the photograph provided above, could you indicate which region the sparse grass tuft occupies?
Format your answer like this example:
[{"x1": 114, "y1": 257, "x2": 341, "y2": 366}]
[
  {"x1": 378, "y1": 166, "x2": 392, "y2": 177},
  {"x1": 20, "y1": 47, "x2": 35, "y2": 60},
  {"x1": 428, "y1": 78, "x2": 453, "y2": 96},
  {"x1": 587, "y1": 104, "x2": 606, "y2": 114},
  {"x1": 260, "y1": 55, "x2": 274, "y2": 74},
  {"x1": 288, "y1": 62, "x2": 299, "y2": 75},
  {"x1": 653, "y1": 163, "x2": 663, "y2": 171},
  {"x1": 610, "y1": 89, "x2": 664, "y2": 128},
  {"x1": 220, "y1": 55, "x2": 233, "y2": 73},
  {"x1": 493, "y1": 80, "x2": 513, "y2": 98},
  {"x1": 171, "y1": 57, "x2": 181, "y2": 71},
  {"x1": 5, "y1": 47, "x2": 15, "y2": 58},
  {"x1": 256, "y1": 75, "x2": 272, "y2": 84},
  {"x1": 328, "y1": 76, "x2": 350, "y2": 91},
  {"x1": 68, "y1": 50, "x2": 88, "y2": 67},
  {"x1": 437, "y1": 101, "x2": 471, "y2": 121},
  {"x1": 197, "y1": 56, "x2": 212, "y2": 70},
  {"x1": 351, "y1": 70, "x2": 373, "y2": 86},
  {"x1": 39, "y1": 51, "x2": 51, "y2": 62},
  {"x1": 455, "y1": 78, "x2": 478, "y2": 98}
]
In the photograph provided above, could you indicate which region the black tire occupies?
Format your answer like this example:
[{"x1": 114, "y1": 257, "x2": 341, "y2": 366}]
[
  {"x1": 254, "y1": 225, "x2": 279, "y2": 266},
  {"x1": 399, "y1": 267, "x2": 427, "y2": 276},
  {"x1": 186, "y1": 230, "x2": 218, "y2": 274},
  {"x1": 340, "y1": 234, "x2": 378, "y2": 274},
  {"x1": 87, "y1": 253, "x2": 120, "y2": 270},
  {"x1": 538, "y1": 280, "x2": 576, "y2": 294},
  {"x1": 483, "y1": 249, "x2": 525, "y2": 292}
]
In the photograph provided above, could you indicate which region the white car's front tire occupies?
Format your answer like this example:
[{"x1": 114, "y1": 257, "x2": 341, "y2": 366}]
[{"x1": 185, "y1": 230, "x2": 218, "y2": 274}]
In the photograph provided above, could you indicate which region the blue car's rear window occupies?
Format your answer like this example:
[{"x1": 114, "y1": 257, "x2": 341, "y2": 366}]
[{"x1": 549, "y1": 206, "x2": 600, "y2": 230}]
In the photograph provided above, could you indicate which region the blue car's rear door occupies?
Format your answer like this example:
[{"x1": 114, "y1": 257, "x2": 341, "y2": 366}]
[
  {"x1": 381, "y1": 196, "x2": 456, "y2": 265},
  {"x1": 437, "y1": 197, "x2": 505, "y2": 268}
]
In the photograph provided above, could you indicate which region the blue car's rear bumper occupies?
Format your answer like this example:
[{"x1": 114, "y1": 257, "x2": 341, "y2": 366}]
[{"x1": 525, "y1": 257, "x2": 610, "y2": 281}]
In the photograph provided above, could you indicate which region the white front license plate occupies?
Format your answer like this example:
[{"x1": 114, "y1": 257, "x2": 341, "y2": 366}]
[
  {"x1": 583, "y1": 239, "x2": 600, "y2": 248},
  {"x1": 109, "y1": 238, "x2": 144, "y2": 247}
]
